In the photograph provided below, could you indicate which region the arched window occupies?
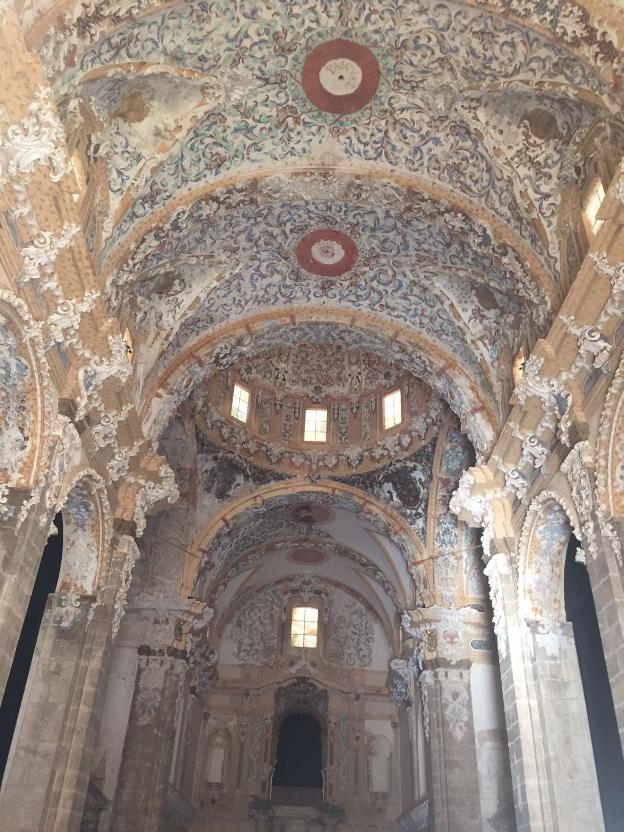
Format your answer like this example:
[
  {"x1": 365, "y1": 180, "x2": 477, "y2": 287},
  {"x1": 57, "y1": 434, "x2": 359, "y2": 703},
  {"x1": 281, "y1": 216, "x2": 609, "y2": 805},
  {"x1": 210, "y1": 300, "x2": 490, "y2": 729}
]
[
  {"x1": 273, "y1": 713, "x2": 323, "y2": 790},
  {"x1": 0, "y1": 513, "x2": 63, "y2": 784}
]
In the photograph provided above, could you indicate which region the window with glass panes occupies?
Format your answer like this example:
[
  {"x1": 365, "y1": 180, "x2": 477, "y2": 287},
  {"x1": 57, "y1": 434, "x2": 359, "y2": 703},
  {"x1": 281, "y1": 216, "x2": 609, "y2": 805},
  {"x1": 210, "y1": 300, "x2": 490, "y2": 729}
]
[
  {"x1": 383, "y1": 389, "x2": 402, "y2": 430},
  {"x1": 230, "y1": 383, "x2": 250, "y2": 423},
  {"x1": 304, "y1": 408, "x2": 327, "y2": 442},
  {"x1": 290, "y1": 606, "x2": 318, "y2": 648}
]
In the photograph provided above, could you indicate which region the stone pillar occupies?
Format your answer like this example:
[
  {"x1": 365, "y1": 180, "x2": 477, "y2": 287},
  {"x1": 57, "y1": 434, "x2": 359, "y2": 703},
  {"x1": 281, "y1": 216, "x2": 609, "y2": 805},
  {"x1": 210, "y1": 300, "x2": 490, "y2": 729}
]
[
  {"x1": 0, "y1": 591, "x2": 109, "y2": 832},
  {"x1": 563, "y1": 441, "x2": 624, "y2": 747},
  {"x1": 420, "y1": 665, "x2": 481, "y2": 832},
  {"x1": 112, "y1": 652, "x2": 187, "y2": 832},
  {"x1": 0, "y1": 534, "x2": 137, "y2": 832},
  {"x1": 0, "y1": 501, "x2": 56, "y2": 697},
  {"x1": 403, "y1": 605, "x2": 513, "y2": 831},
  {"x1": 485, "y1": 551, "x2": 604, "y2": 832},
  {"x1": 94, "y1": 641, "x2": 140, "y2": 832}
]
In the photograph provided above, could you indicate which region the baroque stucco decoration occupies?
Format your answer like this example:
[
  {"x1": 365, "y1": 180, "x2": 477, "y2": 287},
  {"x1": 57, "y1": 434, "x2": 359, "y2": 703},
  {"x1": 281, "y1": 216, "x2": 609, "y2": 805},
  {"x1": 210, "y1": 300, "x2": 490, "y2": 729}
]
[
  {"x1": 43, "y1": 0, "x2": 620, "y2": 272},
  {"x1": 224, "y1": 578, "x2": 376, "y2": 668},
  {"x1": 0, "y1": 293, "x2": 55, "y2": 519},
  {"x1": 518, "y1": 496, "x2": 574, "y2": 627}
]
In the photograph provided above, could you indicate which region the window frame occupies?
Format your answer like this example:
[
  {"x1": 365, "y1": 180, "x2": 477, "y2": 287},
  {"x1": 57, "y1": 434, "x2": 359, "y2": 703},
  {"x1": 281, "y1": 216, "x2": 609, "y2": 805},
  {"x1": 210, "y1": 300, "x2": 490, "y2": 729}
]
[
  {"x1": 289, "y1": 605, "x2": 320, "y2": 650},
  {"x1": 583, "y1": 175, "x2": 606, "y2": 237},
  {"x1": 382, "y1": 388, "x2": 402, "y2": 431},
  {"x1": 230, "y1": 382, "x2": 251, "y2": 424},
  {"x1": 303, "y1": 407, "x2": 328, "y2": 443}
]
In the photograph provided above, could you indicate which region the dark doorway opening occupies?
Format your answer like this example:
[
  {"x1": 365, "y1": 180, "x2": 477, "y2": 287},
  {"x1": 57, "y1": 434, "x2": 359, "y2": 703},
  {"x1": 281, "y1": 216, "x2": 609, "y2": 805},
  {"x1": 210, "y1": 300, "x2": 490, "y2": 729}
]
[
  {"x1": 565, "y1": 537, "x2": 624, "y2": 830},
  {"x1": 0, "y1": 513, "x2": 63, "y2": 785},
  {"x1": 273, "y1": 712, "x2": 323, "y2": 789}
]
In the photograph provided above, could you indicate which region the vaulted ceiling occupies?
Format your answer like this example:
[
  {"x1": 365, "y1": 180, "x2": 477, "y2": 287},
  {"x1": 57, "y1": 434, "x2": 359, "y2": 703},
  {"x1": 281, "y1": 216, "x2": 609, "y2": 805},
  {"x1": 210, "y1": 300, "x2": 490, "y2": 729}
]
[
  {"x1": 28, "y1": 0, "x2": 624, "y2": 461},
  {"x1": 24, "y1": 1, "x2": 624, "y2": 630}
]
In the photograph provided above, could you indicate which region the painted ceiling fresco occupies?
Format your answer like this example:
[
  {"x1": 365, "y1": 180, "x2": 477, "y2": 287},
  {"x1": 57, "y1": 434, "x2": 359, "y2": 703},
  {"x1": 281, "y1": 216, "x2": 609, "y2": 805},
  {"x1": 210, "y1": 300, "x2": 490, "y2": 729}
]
[
  {"x1": 31, "y1": 0, "x2": 624, "y2": 464},
  {"x1": 193, "y1": 489, "x2": 416, "y2": 597},
  {"x1": 115, "y1": 180, "x2": 535, "y2": 378},
  {"x1": 235, "y1": 343, "x2": 405, "y2": 403},
  {"x1": 24, "y1": 0, "x2": 624, "y2": 621},
  {"x1": 146, "y1": 317, "x2": 495, "y2": 454},
  {"x1": 191, "y1": 353, "x2": 444, "y2": 475},
  {"x1": 43, "y1": 0, "x2": 617, "y2": 267}
]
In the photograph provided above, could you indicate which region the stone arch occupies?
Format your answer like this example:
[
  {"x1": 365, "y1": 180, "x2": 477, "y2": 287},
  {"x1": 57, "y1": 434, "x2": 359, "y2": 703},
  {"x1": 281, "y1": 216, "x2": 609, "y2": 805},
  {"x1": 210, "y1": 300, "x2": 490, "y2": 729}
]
[
  {"x1": 518, "y1": 492, "x2": 578, "y2": 625},
  {"x1": 0, "y1": 291, "x2": 54, "y2": 502},
  {"x1": 140, "y1": 307, "x2": 499, "y2": 456},
  {"x1": 55, "y1": 470, "x2": 111, "y2": 594},
  {"x1": 183, "y1": 478, "x2": 425, "y2": 600}
]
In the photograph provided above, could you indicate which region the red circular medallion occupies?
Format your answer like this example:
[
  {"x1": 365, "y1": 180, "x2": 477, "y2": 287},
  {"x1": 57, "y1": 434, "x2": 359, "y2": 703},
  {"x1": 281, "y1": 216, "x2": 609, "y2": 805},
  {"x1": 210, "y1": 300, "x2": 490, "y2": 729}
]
[
  {"x1": 302, "y1": 38, "x2": 380, "y2": 115},
  {"x1": 296, "y1": 229, "x2": 358, "y2": 276},
  {"x1": 289, "y1": 547, "x2": 328, "y2": 565},
  {"x1": 290, "y1": 503, "x2": 334, "y2": 525}
]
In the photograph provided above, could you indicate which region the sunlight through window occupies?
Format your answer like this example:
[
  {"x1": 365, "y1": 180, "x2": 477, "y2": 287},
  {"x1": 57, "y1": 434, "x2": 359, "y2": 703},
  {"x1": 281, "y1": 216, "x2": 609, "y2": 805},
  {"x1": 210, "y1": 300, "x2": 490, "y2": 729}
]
[
  {"x1": 584, "y1": 178, "x2": 605, "y2": 235},
  {"x1": 290, "y1": 606, "x2": 318, "y2": 648},
  {"x1": 304, "y1": 408, "x2": 327, "y2": 442},
  {"x1": 231, "y1": 383, "x2": 250, "y2": 423},
  {"x1": 383, "y1": 389, "x2": 402, "y2": 430}
]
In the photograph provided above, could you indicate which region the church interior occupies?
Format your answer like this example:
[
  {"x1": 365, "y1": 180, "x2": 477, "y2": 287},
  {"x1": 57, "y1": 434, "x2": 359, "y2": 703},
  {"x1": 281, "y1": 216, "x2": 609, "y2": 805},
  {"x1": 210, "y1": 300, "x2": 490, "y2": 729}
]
[{"x1": 1, "y1": 1, "x2": 624, "y2": 830}]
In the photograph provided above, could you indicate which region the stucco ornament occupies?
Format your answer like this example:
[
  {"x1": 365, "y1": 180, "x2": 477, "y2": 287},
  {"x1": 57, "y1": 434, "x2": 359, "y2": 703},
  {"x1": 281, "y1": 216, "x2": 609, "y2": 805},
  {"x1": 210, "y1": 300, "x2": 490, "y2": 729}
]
[
  {"x1": 562, "y1": 442, "x2": 622, "y2": 567},
  {"x1": 134, "y1": 657, "x2": 168, "y2": 726},
  {"x1": 559, "y1": 316, "x2": 613, "y2": 377},
  {"x1": 44, "y1": 294, "x2": 98, "y2": 348},
  {"x1": 131, "y1": 463, "x2": 179, "y2": 536},
  {"x1": 484, "y1": 554, "x2": 510, "y2": 661},
  {"x1": 52, "y1": 590, "x2": 85, "y2": 629},
  {"x1": 590, "y1": 252, "x2": 624, "y2": 323},
  {"x1": 76, "y1": 335, "x2": 133, "y2": 421},
  {"x1": 181, "y1": 603, "x2": 217, "y2": 698},
  {"x1": 58, "y1": 480, "x2": 102, "y2": 593},
  {"x1": 389, "y1": 650, "x2": 421, "y2": 704},
  {"x1": 440, "y1": 670, "x2": 470, "y2": 742},
  {"x1": 0, "y1": 314, "x2": 33, "y2": 504},
  {"x1": 418, "y1": 670, "x2": 434, "y2": 743},
  {"x1": 112, "y1": 535, "x2": 140, "y2": 638},
  {"x1": 0, "y1": 86, "x2": 70, "y2": 184},
  {"x1": 596, "y1": 348, "x2": 624, "y2": 525},
  {"x1": 519, "y1": 499, "x2": 572, "y2": 629},
  {"x1": 449, "y1": 470, "x2": 496, "y2": 559},
  {"x1": 18, "y1": 225, "x2": 80, "y2": 289}
]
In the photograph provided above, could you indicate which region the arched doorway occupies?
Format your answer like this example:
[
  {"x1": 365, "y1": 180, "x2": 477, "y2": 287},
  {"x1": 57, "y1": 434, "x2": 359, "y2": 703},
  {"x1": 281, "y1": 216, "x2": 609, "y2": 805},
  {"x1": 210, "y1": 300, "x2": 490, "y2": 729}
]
[
  {"x1": 565, "y1": 538, "x2": 624, "y2": 830},
  {"x1": 0, "y1": 512, "x2": 63, "y2": 785},
  {"x1": 273, "y1": 712, "x2": 323, "y2": 790}
]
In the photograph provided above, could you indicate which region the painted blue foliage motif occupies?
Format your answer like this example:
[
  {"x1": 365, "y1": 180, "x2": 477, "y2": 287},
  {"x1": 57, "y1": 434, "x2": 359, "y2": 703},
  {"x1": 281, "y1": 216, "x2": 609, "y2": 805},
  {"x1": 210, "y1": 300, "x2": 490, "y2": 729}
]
[{"x1": 44, "y1": 0, "x2": 615, "y2": 270}]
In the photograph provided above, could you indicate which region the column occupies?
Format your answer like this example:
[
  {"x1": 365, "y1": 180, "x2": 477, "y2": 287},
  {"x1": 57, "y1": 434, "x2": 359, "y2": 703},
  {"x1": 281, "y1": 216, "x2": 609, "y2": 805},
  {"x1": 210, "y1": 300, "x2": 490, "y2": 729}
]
[
  {"x1": 420, "y1": 665, "x2": 481, "y2": 832},
  {"x1": 0, "y1": 533, "x2": 137, "y2": 832},
  {"x1": 0, "y1": 498, "x2": 56, "y2": 696},
  {"x1": 485, "y1": 551, "x2": 604, "y2": 832},
  {"x1": 112, "y1": 652, "x2": 188, "y2": 832},
  {"x1": 563, "y1": 441, "x2": 624, "y2": 746},
  {"x1": 0, "y1": 591, "x2": 110, "y2": 832}
]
